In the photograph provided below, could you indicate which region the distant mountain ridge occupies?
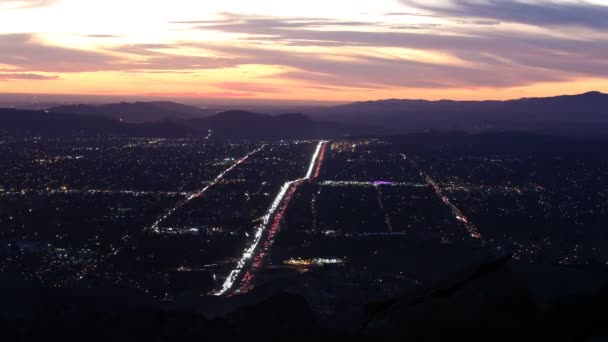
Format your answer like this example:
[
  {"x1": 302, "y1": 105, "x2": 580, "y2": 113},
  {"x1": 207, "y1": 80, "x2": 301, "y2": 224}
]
[
  {"x1": 50, "y1": 101, "x2": 215, "y2": 123},
  {"x1": 0, "y1": 108, "x2": 193, "y2": 137},
  {"x1": 311, "y1": 91, "x2": 608, "y2": 135},
  {"x1": 5, "y1": 91, "x2": 608, "y2": 138},
  {"x1": 188, "y1": 111, "x2": 378, "y2": 140},
  {"x1": 0, "y1": 108, "x2": 379, "y2": 140}
]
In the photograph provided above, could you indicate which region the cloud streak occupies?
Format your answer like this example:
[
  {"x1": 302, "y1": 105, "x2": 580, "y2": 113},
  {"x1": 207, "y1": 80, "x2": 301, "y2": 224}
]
[
  {"x1": 0, "y1": 0, "x2": 55, "y2": 8},
  {"x1": 1, "y1": 3, "x2": 608, "y2": 98},
  {"x1": 402, "y1": 0, "x2": 608, "y2": 30},
  {"x1": 0, "y1": 72, "x2": 60, "y2": 80},
  {"x1": 176, "y1": 14, "x2": 608, "y2": 88},
  {"x1": 0, "y1": 34, "x2": 119, "y2": 72},
  {"x1": 0, "y1": 34, "x2": 243, "y2": 73}
]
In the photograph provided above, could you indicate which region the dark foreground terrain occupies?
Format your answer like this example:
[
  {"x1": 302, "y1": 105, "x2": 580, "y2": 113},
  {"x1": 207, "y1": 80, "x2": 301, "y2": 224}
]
[{"x1": 2, "y1": 256, "x2": 607, "y2": 341}]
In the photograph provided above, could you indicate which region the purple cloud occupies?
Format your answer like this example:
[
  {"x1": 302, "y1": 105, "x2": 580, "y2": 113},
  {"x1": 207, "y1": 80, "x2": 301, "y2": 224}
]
[
  {"x1": 0, "y1": 73, "x2": 60, "y2": 80},
  {"x1": 0, "y1": 34, "x2": 243, "y2": 73},
  {"x1": 177, "y1": 14, "x2": 608, "y2": 88},
  {"x1": 402, "y1": 0, "x2": 608, "y2": 30},
  {"x1": 0, "y1": 34, "x2": 119, "y2": 72}
]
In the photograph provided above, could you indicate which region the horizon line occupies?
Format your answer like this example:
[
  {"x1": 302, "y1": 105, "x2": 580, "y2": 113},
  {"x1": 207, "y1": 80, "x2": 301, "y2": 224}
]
[{"x1": 0, "y1": 90, "x2": 605, "y2": 106}]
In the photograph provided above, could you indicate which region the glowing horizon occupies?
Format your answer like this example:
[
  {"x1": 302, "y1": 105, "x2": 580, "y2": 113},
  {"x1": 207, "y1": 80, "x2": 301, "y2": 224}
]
[{"x1": 1, "y1": 0, "x2": 608, "y2": 101}]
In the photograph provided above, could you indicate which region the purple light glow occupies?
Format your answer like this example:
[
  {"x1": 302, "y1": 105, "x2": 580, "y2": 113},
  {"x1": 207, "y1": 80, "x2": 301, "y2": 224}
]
[{"x1": 373, "y1": 181, "x2": 395, "y2": 186}]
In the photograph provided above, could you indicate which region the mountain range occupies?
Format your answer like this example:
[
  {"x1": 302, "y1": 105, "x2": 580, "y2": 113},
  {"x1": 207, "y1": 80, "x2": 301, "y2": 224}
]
[
  {"x1": 50, "y1": 101, "x2": 215, "y2": 123},
  {"x1": 0, "y1": 108, "x2": 193, "y2": 137},
  {"x1": 0, "y1": 108, "x2": 378, "y2": 140},
  {"x1": 311, "y1": 91, "x2": 608, "y2": 135},
  {"x1": 1, "y1": 91, "x2": 607, "y2": 139}
]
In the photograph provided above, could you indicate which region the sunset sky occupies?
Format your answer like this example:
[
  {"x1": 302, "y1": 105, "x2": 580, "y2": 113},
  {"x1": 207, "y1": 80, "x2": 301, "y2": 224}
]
[{"x1": 1, "y1": 0, "x2": 608, "y2": 101}]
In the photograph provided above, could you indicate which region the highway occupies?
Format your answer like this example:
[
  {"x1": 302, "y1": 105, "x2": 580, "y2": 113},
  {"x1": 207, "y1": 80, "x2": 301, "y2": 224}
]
[{"x1": 216, "y1": 140, "x2": 328, "y2": 296}]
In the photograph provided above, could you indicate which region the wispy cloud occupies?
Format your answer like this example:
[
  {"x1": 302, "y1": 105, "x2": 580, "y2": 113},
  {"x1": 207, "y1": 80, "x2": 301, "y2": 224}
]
[
  {"x1": 169, "y1": 13, "x2": 608, "y2": 88},
  {"x1": 84, "y1": 34, "x2": 122, "y2": 38},
  {"x1": 215, "y1": 81, "x2": 285, "y2": 93},
  {"x1": 0, "y1": 34, "x2": 119, "y2": 72},
  {"x1": 402, "y1": 0, "x2": 608, "y2": 30},
  {"x1": 0, "y1": 0, "x2": 55, "y2": 9},
  {"x1": 1, "y1": 3, "x2": 607, "y2": 98},
  {"x1": 114, "y1": 43, "x2": 243, "y2": 71},
  {"x1": 0, "y1": 72, "x2": 60, "y2": 80},
  {"x1": 0, "y1": 34, "x2": 242, "y2": 73}
]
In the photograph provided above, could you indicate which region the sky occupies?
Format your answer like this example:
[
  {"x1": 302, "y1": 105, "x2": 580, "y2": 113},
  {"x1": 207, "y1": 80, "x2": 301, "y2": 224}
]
[{"x1": 1, "y1": 0, "x2": 608, "y2": 101}]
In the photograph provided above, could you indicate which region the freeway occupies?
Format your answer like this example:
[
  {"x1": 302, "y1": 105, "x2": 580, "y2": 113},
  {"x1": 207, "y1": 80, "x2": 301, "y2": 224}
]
[{"x1": 216, "y1": 140, "x2": 328, "y2": 296}]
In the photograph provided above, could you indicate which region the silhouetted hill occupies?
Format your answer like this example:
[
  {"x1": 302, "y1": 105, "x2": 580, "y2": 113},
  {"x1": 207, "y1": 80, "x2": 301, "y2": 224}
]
[
  {"x1": 362, "y1": 256, "x2": 608, "y2": 341},
  {"x1": 0, "y1": 108, "x2": 380, "y2": 140},
  {"x1": 311, "y1": 91, "x2": 608, "y2": 136},
  {"x1": 386, "y1": 131, "x2": 608, "y2": 157},
  {"x1": 188, "y1": 110, "x2": 382, "y2": 140},
  {"x1": 39, "y1": 92, "x2": 608, "y2": 137},
  {"x1": 0, "y1": 108, "x2": 193, "y2": 137},
  {"x1": 50, "y1": 101, "x2": 214, "y2": 123}
]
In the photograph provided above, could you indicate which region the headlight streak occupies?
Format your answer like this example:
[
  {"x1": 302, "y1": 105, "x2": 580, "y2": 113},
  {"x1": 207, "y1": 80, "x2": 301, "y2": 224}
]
[
  {"x1": 215, "y1": 141, "x2": 327, "y2": 296},
  {"x1": 401, "y1": 153, "x2": 483, "y2": 240},
  {"x1": 72, "y1": 145, "x2": 265, "y2": 283},
  {"x1": 148, "y1": 145, "x2": 265, "y2": 234}
]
